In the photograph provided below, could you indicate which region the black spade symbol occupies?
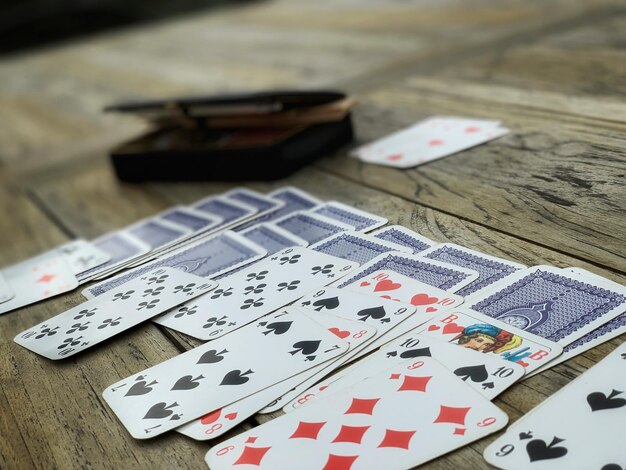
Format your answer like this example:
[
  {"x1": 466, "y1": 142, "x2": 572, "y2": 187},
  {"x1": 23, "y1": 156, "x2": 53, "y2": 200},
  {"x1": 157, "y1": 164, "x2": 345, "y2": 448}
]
[
  {"x1": 453, "y1": 364, "x2": 489, "y2": 383},
  {"x1": 587, "y1": 389, "x2": 626, "y2": 412},
  {"x1": 262, "y1": 321, "x2": 293, "y2": 336},
  {"x1": 220, "y1": 369, "x2": 254, "y2": 386},
  {"x1": 143, "y1": 402, "x2": 178, "y2": 420},
  {"x1": 519, "y1": 431, "x2": 533, "y2": 440},
  {"x1": 526, "y1": 437, "x2": 568, "y2": 462},
  {"x1": 125, "y1": 380, "x2": 157, "y2": 397},
  {"x1": 311, "y1": 297, "x2": 339, "y2": 311},
  {"x1": 197, "y1": 349, "x2": 228, "y2": 364},
  {"x1": 290, "y1": 340, "x2": 321, "y2": 356},
  {"x1": 356, "y1": 306, "x2": 386, "y2": 322},
  {"x1": 171, "y1": 375, "x2": 205, "y2": 391}
]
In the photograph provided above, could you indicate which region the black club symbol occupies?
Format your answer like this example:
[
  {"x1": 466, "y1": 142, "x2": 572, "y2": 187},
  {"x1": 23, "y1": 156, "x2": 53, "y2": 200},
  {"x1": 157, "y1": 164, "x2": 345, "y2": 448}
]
[
  {"x1": 279, "y1": 254, "x2": 301, "y2": 265},
  {"x1": 137, "y1": 299, "x2": 160, "y2": 310},
  {"x1": 57, "y1": 337, "x2": 83, "y2": 350},
  {"x1": 98, "y1": 317, "x2": 122, "y2": 329},
  {"x1": 74, "y1": 308, "x2": 97, "y2": 319},
  {"x1": 147, "y1": 274, "x2": 169, "y2": 285},
  {"x1": 66, "y1": 322, "x2": 90, "y2": 334},
  {"x1": 113, "y1": 290, "x2": 135, "y2": 301},
  {"x1": 243, "y1": 283, "x2": 266, "y2": 295},
  {"x1": 35, "y1": 326, "x2": 59, "y2": 339},
  {"x1": 311, "y1": 264, "x2": 334, "y2": 275},
  {"x1": 174, "y1": 305, "x2": 198, "y2": 318},
  {"x1": 204, "y1": 316, "x2": 227, "y2": 329},
  {"x1": 142, "y1": 286, "x2": 164, "y2": 297},
  {"x1": 240, "y1": 298, "x2": 264, "y2": 310},
  {"x1": 211, "y1": 287, "x2": 233, "y2": 299},
  {"x1": 173, "y1": 283, "x2": 196, "y2": 294},
  {"x1": 246, "y1": 271, "x2": 268, "y2": 282},
  {"x1": 277, "y1": 280, "x2": 300, "y2": 291}
]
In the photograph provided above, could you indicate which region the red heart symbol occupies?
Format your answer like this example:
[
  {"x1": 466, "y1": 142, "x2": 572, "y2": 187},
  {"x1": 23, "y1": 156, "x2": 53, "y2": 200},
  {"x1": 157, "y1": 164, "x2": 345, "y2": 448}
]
[
  {"x1": 328, "y1": 327, "x2": 350, "y2": 339},
  {"x1": 374, "y1": 279, "x2": 401, "y2": 292},
  {"x1": 360, "y1": 281, "x2": 371, "y2": 287},
  {"x1": 427, "y1": 324, "x2": 440, "y2": 331},
  {"x1": 428, "y1": 139, "x2": 444, "y2": 146},
  {"x1": 465, "y1": 126, "x2": 480, "y2": 133},
  {"x1": 410, "y1": 294, "x2": 438, "y2": 306},
  {"x1": 224, "y1": 412, "x2": 238, "y2": 421},
  {"x1": 387, "y1": 153, "x2": 403, "y2": 161},
  {"x1": 200, "y1": 408, "x2": 221, "y2": 425},
  {"x1": 426, "y1": 306, "x2": 437, "y2": 313},
  {"x1": 442, "y1": 323, "x2": 464, "y2": 335}
]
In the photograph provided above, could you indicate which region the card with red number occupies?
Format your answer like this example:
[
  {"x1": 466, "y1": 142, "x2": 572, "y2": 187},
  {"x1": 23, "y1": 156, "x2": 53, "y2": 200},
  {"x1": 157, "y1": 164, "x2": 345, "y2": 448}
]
[{"x1": 206, "y1": 357, "x2": 508, "y2": 470}]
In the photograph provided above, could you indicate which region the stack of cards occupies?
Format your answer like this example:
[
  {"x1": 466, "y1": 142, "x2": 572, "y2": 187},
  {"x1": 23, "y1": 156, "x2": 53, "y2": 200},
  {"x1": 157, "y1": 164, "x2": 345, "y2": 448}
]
[{"x1": 351, "y1": 116, "x2": 509, "y2": 168}]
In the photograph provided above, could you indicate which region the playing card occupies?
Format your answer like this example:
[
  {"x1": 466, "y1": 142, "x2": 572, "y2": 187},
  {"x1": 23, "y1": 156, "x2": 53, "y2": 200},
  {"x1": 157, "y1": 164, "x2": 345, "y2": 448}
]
[
  {"x1": 467, "y1": 266, "x2": 626, "y2": 346},
  {"x1": 76, "y1": 232, "x2": 150, "y2": 282},
  {"x1": 56, "y1": 239, "x2": 111, "y2": 276},
  {"x1": 309, "y1": 201, "x2": 387, "y2": 233},
  {"x1": 235, "y1": 186, "x2": 321, "y2": 232},
  {"x1": 124, "y1": 218, "x2": 192, "y2": 252},
  {"x1": 0, "y1": 253, "x2": 78, "y2": 315},
  {"x1": 240, "y1": 223, "x2": 308, "y2": 255},
  {"x1": 484, "y1": 341, "x2": 626, "y2": 469},
  {"x1": 419, "y1": 243, "x2": 526, "y2": 297},
  {"x1": 83, "y1": 231, "x2": 266, "y2": 298},
  {"x1": 153, "y1": 247, "x2": 358, "y2": 340},
  {"x1": 14, "y1": 268, "x2": 216, "y2": 359},
  {"x1": 158, "y1": 206, "x2": 222, "y2": 233},
  {"x1": 223, "y1": 188, "x2": 285, "y2": 217},
  {"x1": 370, "y1": 225, "x2": 436, "y2": 254},
  {"x1": 206, "y1": 357, "x2": 508, "y2": 470},
  {"x1": 417, "y1": 308, "x2": 563, "y2": 374},
  {"x1": 103, "y1": 309, "x2": 349, "y2": 439},
  {"x1": 177, "y1": 311, "x2": 374, "y2": 440},
  {"x1": 310, "y1": 231, "x2": 411, "y2": 265},
  {"x1": 0, "y1": 271, "x2": 13, "y2": 303},
  {"x1": 287, "y1": 332, "x2": 525, "y2": 413},
  {"x1": 272, "y1": 211, "x2": 352, "y2": 245},
  {"x1": 354, "y1": 116, "x2": 509, "y2": 168},
  {"x1": 191, "y1": 195, "x2": 258, "y2": 230},
  {"x1": 336, "y1": 251, "x2": 478, "y2": 294}
]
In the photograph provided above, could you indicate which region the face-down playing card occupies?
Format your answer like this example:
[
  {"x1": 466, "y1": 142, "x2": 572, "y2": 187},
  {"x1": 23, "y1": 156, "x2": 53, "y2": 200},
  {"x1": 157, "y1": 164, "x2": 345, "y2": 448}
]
[
  {"x1": 417, "y1": 308, "x2": 562, "y2": 374},
  {"x1": 223, "y1": 187, "x2": 285, "y2": 218},
  {"x1": 191, "y1": 195, "x2": 258, "y2": 229},
  {"x1": 466, "y1": 265, "x2": 626, "y2": 346},
  {"x1": 153, "y1": 247, "x2": 358, "y2": 340},
  {"x1": 336, "y1": 252, "x2": 479, "y2": 294},
  {"x1": 370, "y1": 225, "x2": 436, "y2": 254},
  {"x1": 177, "y1": 310, "x2": 375, "y2": 441},
  {"x1": 484, "y1": 341, "x2": 626, "y2": 470},
  {"x1": 103, "y1": 309, "x2": 349, "y2": 439},
  {"x1": 309, "y1": 201, "x2": 387, "y2": 233},
  {"x1": 287, "y1": 331, "x2": 525, "y2": 413},
  {"x1": 310, "y1": 231, "x2": 411, "y2": 265},
  {"x1": 271, "y1": 211, "x2": 352, "y2": 245},
  {"x1": 14, "y1": 268, "x2": 216, "y2": 359},
  {"x1": 206, "y1": 356, "x2": 508, "y2": 470}
]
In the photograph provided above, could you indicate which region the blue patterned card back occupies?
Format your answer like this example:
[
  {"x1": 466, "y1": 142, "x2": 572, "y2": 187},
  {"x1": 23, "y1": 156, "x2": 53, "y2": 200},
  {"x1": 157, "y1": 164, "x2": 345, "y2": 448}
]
[
  {"x1": 274, "y1": 213, "x2": 350, "y2": 245},
  {"x1": 310, "y1": 202, "x2": 387, "y2": 232},
  {"x1": 193, "y1": 197, "x2": 256, "y2": 227},
  {"x1": 372, "y1": 225, "x2": 434, "y2": 254},
  {"x1": 312, "y1": 232, "x2": 401, "y2": 264}
]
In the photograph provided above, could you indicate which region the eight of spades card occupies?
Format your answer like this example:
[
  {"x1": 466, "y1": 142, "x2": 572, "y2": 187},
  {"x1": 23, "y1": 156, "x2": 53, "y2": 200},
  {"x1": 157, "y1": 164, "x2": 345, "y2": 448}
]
[
  {"x1": 177, "y1": 310, "x2": 376, "y2": 441},
  {"x1": 417, "y1": 308, "x2": 563, "y2": 374},
  {"x1": 154, "y1": 247, "x2": 358, "y2": 340},
  {"x1": 103, "y1": 309, "x2": 349, "y2": 439},
  {"x1": 484, "y1": 341, "x2": 626, "y2": 470},
  {"x1": 206, "y1": 357, "x2": 508, "y2": 470},
  {"x1": 15, "y1": 268, "x2": 216, "y2": 359}
]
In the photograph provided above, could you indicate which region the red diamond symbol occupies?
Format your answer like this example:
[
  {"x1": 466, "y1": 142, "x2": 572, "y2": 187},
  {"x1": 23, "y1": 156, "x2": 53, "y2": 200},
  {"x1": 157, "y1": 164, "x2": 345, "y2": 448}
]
[
  {"x1": 245, "y1": 436, "x2": 258, "y2": 444},
  {"x1": 389, "y1": 373, "x2": 401, "y2": 380},
  {"x1": 453, "y1": 427, "x2": 466, "y2": 435},
  {"x1": 433, "y1": 405, "x2": 471, "y2": 426},
  {"x1": 377, "y1": 429, "x2": 416, "y2": 449},
  {"x1": 428, "y1": 139, "x2": 444, "y2": 146},
  {"x1": 233, "y1": 446, "x2": 271, "y2": 466},
  {"x1": 322, "y1": 454, "x2": 359, "y2": 470},
  {"x1": 331, "y1": 425, "x2": 370, "y2": 444},
  {"x1": 37, "y1": 274, "x2": 56, "y2": 283},
  {"x1": 397, "y1": 375, "x2": 432, "y2": 392},
  {"x1": 289, "y1": 421, "x2": 326, "y2": 440},
  {"x1": 344, "y1": 397, "x2": 380, "y2": 415}
]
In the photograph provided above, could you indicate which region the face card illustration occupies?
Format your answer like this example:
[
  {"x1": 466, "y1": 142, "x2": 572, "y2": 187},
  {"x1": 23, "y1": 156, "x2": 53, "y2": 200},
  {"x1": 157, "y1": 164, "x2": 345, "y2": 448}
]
[
  {"x1": 484, "y1": 341, "x2": 626, "y2": 469},
  {"x1": 417, "y1": 308, "x2": 562, "y2": 373},
  {"x1": 310, "y1": 231, "x2": 411, "y2": 265},
  {"x1": 0, "y1": 254, "x2": 78, "y2": 315},
  {"x1": 154, "y1": 247, "x2": 358, "y2": 340},
  {"x1": 206, "y1": 357, "x2": 508, "y2": 470},
  {"x1": 370, "y1": 225, "x2": 436, "y2": 254},
  {"x1": 467, "y1": 266, "x2": 626, "y2": 346},
  {"x1": 309, "y1": 201, "x2": 388, "y2": 233},
  {"x1": 419, "y1": 243, "x2": 526, "y2": 297},
  {"x1": 15, "y1": 268, "x2": 216, "y2": 359},
  {"x1": 103, "y1": 309, "x2": 349, "y2": 439},
  {"x1": 177, "y1": 311, "x2": 374, "y2": 441},
  {"x1": 336, "y1": 252, "x2": 479, "y2": 294}
]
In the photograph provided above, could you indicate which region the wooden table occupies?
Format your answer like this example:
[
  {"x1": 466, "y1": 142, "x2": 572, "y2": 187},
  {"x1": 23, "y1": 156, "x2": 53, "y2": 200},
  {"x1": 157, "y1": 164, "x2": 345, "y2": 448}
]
[{"x1": 1, "y1": 1, "x2": 625, "y2": 468}]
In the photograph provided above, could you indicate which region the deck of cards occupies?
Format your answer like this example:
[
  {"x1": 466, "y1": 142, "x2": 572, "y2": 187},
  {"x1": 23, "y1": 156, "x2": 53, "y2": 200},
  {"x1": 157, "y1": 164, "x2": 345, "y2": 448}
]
[{"x1": 4, "y1": 184, "x2": 625, "y2": 469}]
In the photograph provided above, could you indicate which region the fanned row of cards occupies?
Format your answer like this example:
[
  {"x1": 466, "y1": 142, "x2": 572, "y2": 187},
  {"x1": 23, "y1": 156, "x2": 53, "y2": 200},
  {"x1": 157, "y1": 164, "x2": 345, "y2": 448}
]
[{"x1": 6, "y1": 184, "x2": 626, "y2": 469}]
